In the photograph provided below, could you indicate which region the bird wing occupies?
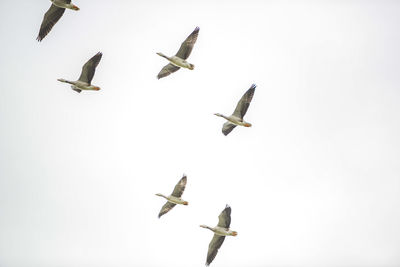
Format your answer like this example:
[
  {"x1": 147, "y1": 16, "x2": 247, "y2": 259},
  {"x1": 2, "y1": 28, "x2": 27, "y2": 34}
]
[
  {"x1": 175, "y1": 27, "x2": 199, "y2": 60},
  {"x1": 171, "y1": 175, "x2": 187, "y2": 198},
  {"x1": 157, "y1": 64, "x2": 180, "y2": 79},
  {"x1": 232, "y1": 84, "x2": 256, "y2": 119},
  {"x1": 222, "y1": 122, "x2": 237, "y2": 136},
  {"x1": 217, "y1": 205, "x2": 231, "y2": 228},
  {"x1": 78, "y1": 52, "x2": 102, "y2": 84},
  {"x1": 206, "y1": 234, "x2": 226, "y2": 266},
  {"x1": 158, "y1": 202, "x2": 176, "y2": 218},
  {"x1": 36, "y1": 4, "x2": 67, "y2": 41}
]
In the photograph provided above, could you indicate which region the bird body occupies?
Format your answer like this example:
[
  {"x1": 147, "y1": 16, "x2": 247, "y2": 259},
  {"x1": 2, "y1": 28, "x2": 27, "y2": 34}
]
[
  {"x1": 57, "y1": 52, "x2": 102, "y2": 93},
  {"x1": 51, "y1": 0, "x2": 79, "y2": 10},
  {"x1": 201, "y1": 205, "x2": 237, "y2": 266},
  {"x1": 157, "y1": 27, "x2": 199, "y2": 79},
  {"x1": 155, "y1": 193, "x2": 188, "y2": 205},
  {"x1": 215, "y1": 84, "x2": 256, "y2": 135},
  {"x1": 214, "y1": 114, "x2": 252, "y2": 127},
  {"x1": 200, "y1": 225, "x2": 238, "y2": 237},
  {"x1": 156, "y1": 175, "x2": 188, "y2": 218},
  {"x1": 156, "y1": 53, "x2": 194, "y2": 70},
  {"x1": 57, "y1": 79, "x2": 100, "y2": 92}
]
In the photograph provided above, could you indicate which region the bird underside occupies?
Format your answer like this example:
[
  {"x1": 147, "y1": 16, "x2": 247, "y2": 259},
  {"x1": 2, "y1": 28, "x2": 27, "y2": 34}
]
[
  {"x1": 157, "y1": 54, "x2": 194, "y2": 70},
  {"x1": 169, "y1": 56, "x2": 194, "y2": 70},
  {"x1": 214, "y1": 227, "x2": 237, "y2": 236},
  {"x1": 71, "y1": 83, "x2": 100, "y2": 93},
  {"x1": 167, "y1": 195, "x2": 187, "y2": 205},
  {"x1": 51, "y1": 0, "x2": 79, "y2": 10},
  {"x1": 223, "y1": 116, "x2": 249, "y2": 126}
]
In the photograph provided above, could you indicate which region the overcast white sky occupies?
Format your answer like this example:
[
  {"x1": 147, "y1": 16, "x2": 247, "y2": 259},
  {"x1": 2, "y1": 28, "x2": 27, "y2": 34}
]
[{"x1": 1, "y1": 0, "x2": 400, "y2": 266}]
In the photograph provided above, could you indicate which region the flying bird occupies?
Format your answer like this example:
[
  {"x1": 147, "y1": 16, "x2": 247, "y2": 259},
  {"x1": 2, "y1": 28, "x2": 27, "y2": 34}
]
[
  {"x1": 156, "y1": 27, "x2": 199, "y2": 79},
  {"x1": 214, "y1": 84, "x2": 256, "y2": 136},
  {"x1": 37, "y1": 0, "x2": 79, "y2": 41},
  {"x1": 200, "y1": 205, "x2": 237, "y2": 266},
  {"x1": 57, "y1": 52, "x2": 102, "y2": 93},
  {"x1": 155, "y1": 175, "x2": 188, "y2": 218}
]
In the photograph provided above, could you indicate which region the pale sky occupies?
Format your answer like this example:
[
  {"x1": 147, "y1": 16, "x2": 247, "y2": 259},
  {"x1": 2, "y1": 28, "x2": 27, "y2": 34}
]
[{"x1": 0, "y1": 0, "x2": 400, "y2": 267}]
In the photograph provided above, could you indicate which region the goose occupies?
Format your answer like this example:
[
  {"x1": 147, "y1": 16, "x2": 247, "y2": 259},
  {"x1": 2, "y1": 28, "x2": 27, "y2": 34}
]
[
  {"x1": 155, "y1": 175, "x2": 188, "y2": 218},
  {"x1": 214, "y1": 84, "x2": 256, "y2": 136},
  {"x1": 200, "y1": 205, "x2": 237, "y2": 266},
  {"x1": 156, "y1": 27, "x2": 199, "y2": 79},
  {"x1": 57, "y1": 52, "x2": 102, "y2": 93},
  {"x1": 37, "y1": 0, "x2": 79, "y2": 41}
]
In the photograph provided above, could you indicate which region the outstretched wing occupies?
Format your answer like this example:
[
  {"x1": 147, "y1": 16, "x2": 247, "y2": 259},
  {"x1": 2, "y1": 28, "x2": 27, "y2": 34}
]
[
  {"x1": 171, "y1": 175, "x2": 187, "y2": 198},
  {"x1": 232, "y1": 84, "x2": 256, "y2": 119},
  {"x1": 78, "y1": 52, "x2": 102, "y2": 84},
  {"x1": 206, "y1": 234, "x2": 226, "y2": 266},
  {"x1": 37, "y1": 4, "x2": 68, "y2": 41},
  {"x1": 158, "y1": 202, "x2": 176, "y2": 218},
  {"x1": 157, "y1": 64, "x2": 180, "y2": 79},
  {"x1": 222, "y1": 122, "x2": 237, "y2": 136},
  {"x1": 217, "y1": 205, "x2": 231, "y2": 228},
  {"x1": 175, "y1": 27, "x2": 200, "y2": 60}
]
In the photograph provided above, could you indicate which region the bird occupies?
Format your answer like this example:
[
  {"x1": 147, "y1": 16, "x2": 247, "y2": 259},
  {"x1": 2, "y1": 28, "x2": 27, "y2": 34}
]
[
  {"x1": 214, "y1": 84, "x2": 256, "y2": 136},
  {"x1": 155, "y1": 174, "x2": 188, "y2": 218},
  {"x1": 57, "y1": 52, "x2": 102, "y2": 93},
  {"x1": 200, "y1": 205, "x2": 237, "y2": 266},
  {"x1": 37, "y1": 0, "x2": 79, "y2": 41},
  {"x1": 156, "y1": 27, "x2": 200, "y2": 79}
]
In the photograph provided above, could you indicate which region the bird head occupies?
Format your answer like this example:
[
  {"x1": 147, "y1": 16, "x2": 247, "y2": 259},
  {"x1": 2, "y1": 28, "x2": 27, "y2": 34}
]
[
  {"x1": 243, "y1": 122, "x2": 252, "y2": 127},
  {"x1": 231, "y1": 231, "x2": 238, "y2": 236},
  {"x1": 188, "y1": 64, "x2": 195, "y2": 70}
]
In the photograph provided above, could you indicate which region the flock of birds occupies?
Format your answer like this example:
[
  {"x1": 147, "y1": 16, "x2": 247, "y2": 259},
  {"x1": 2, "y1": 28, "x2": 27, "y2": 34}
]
[{"x1": 37, "y1": 0, "x2": 257, "y2": 265}]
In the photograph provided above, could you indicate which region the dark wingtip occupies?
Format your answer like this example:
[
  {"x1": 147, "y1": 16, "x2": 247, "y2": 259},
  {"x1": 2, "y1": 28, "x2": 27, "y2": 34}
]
[
  {"x1": 36, "y1": 36, "x2": 43, "y2": 42},
  {"x1": 250, "y1": 83, "x2": 257, "y2": 90}
]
